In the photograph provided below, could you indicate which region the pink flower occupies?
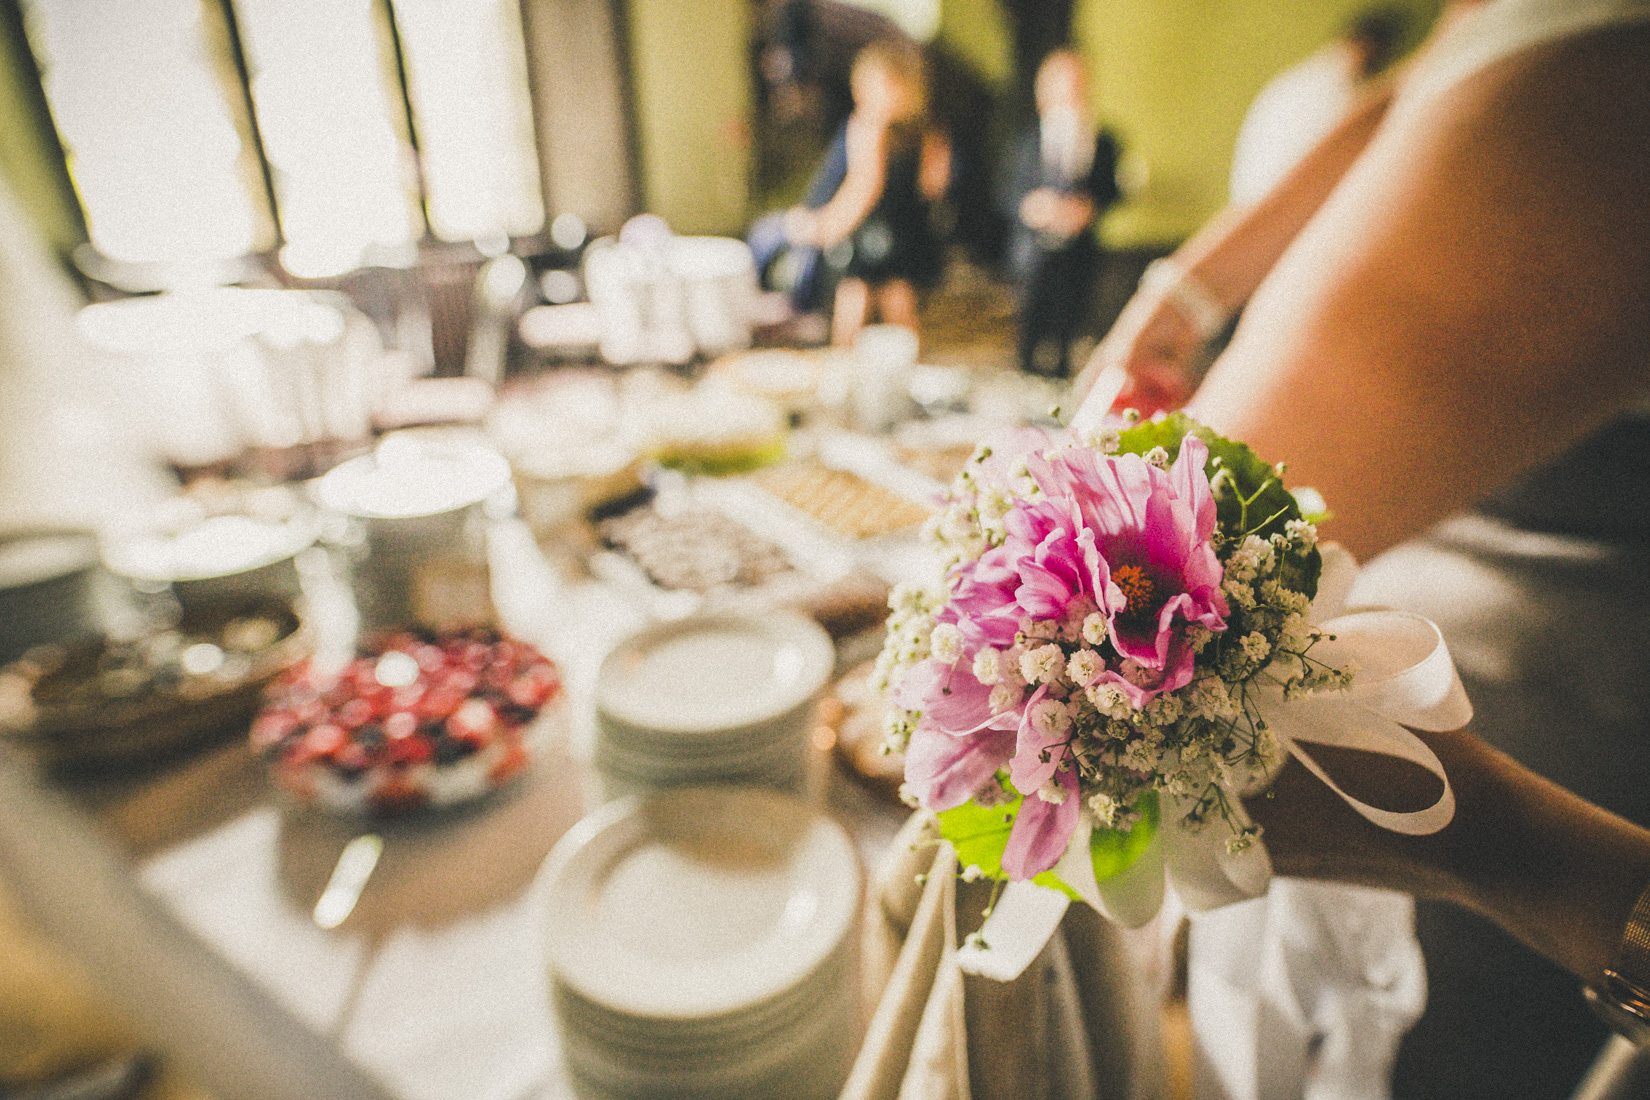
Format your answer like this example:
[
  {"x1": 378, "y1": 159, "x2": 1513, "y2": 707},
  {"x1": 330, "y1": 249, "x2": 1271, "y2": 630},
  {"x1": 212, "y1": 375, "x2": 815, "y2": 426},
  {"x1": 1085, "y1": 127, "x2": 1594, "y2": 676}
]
[
  {"x1": 1029, "y1": 435, "x2": 1227, "y2": 706},
  {"x1": 899, "y1": 430, "x2": 1229, "y2": 881},
  {"x1": 1003, "y1": 761, "x2": 1079, "y2": 878},
  {"x1": 895, "y1": 659, "x2": 1020, "y2": 810},
  {"x1": 938, "y1": 547, "x2": 1023, "y2": 650},
  {"x1": 904, "y1": 724, "x2": 1018, "y2": 811}
]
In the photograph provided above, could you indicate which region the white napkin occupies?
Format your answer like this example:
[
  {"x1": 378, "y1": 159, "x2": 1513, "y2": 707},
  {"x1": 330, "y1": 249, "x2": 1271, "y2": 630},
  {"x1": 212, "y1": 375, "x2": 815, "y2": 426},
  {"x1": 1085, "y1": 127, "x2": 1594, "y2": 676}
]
[
  {"x1": 840, "y1": 840, "x2": 965, "y2": 1100},
  {"x1": 846, "y1": 814, "x2": 1160, "y2": 1100},
  {"x1": 1188, "y1": 879, "x2": 1426, "y2": 1100}
]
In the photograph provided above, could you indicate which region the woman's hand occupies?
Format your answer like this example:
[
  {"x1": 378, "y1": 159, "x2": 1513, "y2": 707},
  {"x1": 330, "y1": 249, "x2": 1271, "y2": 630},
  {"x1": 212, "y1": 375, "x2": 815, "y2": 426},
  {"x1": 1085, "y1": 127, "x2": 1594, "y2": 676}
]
[
  {"x1": 783, "y1": 207, "x2": 819, "y2": 248},
  {"x1": 1084, "y1": 283, "x2": 1204, "y2": 417}
]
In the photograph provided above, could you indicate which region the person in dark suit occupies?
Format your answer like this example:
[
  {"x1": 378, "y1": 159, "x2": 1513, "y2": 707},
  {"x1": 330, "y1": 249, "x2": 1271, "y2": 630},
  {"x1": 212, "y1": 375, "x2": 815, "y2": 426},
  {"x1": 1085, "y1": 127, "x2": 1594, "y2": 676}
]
[{"x1": 1002, "y1": 49, "x2": 1120, "y2": 378}]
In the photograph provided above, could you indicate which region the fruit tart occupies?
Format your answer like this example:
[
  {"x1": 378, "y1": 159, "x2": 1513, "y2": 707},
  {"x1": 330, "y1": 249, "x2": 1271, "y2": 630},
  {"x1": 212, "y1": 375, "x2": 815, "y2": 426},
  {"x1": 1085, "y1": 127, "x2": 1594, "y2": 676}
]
[{"x1": 254, "y1": 627, "x2": 563, "y2": 814}]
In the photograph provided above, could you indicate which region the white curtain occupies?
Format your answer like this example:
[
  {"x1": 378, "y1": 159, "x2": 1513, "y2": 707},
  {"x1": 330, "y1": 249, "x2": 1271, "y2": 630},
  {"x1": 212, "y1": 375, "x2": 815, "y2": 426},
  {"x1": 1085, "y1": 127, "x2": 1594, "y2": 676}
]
[{"x1": 0, "y1": 172, "x2": 167, "y2": 530}]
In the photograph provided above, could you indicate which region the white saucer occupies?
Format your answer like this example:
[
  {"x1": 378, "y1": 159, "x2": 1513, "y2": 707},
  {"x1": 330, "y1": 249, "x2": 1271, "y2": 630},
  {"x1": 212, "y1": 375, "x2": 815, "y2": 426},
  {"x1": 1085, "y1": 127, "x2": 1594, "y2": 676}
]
[
  {"x1": 595, "y1": 611, "x2": 834, "y2": 735},
  {"x1": 544, "y1": 787, "x2": 859, "y2": 1021}
]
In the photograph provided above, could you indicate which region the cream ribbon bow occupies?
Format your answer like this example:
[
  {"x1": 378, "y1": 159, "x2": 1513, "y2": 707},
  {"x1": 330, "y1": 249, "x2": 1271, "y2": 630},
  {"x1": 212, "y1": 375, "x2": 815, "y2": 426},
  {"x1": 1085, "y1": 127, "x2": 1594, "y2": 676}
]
[{"x1": 959, "y1": 543, "x2": 1471, "y2": 981}]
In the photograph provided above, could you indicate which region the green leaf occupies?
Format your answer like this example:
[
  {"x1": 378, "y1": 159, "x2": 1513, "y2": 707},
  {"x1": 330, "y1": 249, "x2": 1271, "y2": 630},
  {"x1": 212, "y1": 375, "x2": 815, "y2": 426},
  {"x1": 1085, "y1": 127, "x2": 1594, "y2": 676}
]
[
  {"x1": 935, "y1": 784, "x2": 1018, "y2": 881},
  {"x1": 934, "y1": 780, "x2": 1159, "y2": 898},
  {"x1": 1114, "y1": 413, "x2": 1321, "y2": 599},
  {"x1": 1090, "y1": 788, "x2": 1159, "y2": 882}
]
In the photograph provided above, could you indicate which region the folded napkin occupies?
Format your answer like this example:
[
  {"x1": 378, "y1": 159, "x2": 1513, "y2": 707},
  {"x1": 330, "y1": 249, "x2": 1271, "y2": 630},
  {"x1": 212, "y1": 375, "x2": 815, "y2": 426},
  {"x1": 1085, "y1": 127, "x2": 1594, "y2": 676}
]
[{"x1": 843, "y1": 813, "x2": 1161, "y2": 1100}]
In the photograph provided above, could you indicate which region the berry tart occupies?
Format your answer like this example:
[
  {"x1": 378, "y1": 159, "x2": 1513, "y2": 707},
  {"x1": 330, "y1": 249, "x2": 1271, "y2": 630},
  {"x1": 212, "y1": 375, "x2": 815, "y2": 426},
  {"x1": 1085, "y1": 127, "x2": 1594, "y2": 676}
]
[{"x1": 254, "y1": 627, "x2": 563, "y2": 813}]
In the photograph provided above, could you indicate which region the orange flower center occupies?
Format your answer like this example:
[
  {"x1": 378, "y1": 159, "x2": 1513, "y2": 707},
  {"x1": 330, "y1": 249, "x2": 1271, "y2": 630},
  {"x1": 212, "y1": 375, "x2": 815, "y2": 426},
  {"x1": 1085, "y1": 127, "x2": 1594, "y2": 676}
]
[{"x1": 1112, "y1": 564, "x2": 1156, "y2": 615}]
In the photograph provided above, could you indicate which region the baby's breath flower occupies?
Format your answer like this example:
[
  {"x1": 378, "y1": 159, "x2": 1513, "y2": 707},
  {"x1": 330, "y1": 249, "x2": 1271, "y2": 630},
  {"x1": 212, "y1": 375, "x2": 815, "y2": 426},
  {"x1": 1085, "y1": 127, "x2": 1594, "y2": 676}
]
[
  {"x1": 1284, "y1": 518, "x2": 1318, "y2": 549},
  {"x1": 1028, "y1": 697, "x2": 1075, "y2": 740},
  {"x1": 989, "y1": 683, "x2": 1020, "y2": 712},
  {"x1": 1066, "y1": 649, "x2": 1101, "y2": 687},
  {"x1": 1143, "y1": 445, "x2": 1170, "y2": 469},
  {"x1": 1020, "y1": 643, "x2": 1065, "y2": 685},
  {"x1": 898, "y1": 783, "x2": 921, "y2": 808},
  {"x1": 1187, "y1": 676, "x2": 1237, "y2": 721},
  {"x1": 1087, "y1": 792, "x2": 1120, "y2": 827},
  {"x1": 1225, "y1": 534, "x2": 1274, "y2": 584},
  {"x1": 930, "y1": 623, "x2": 964, "y2": 664},
  {"x1": 1086, "y1": 682, "x2": 1132, "y2": 719},
  {"x1": 961, "y1": 863, "x2": 984, "y2": 882},
  {"x1": 940, "y1": 503, "x2": 976, "y2": 542},
  {"x1": 1221, "y1": 576, "x2": 1258, "y2": 610},
  {"x1": 972, "y1": 646, "x2": 1003, "y2": 685},
  {"x1": 1080, "y1": 427, "x2": 1122, "y2": 454},
  {"x1": 978, "y1": 488, "x2": 1011, "y2": 527},
  {"x1": 1036, "y1": 779, "x2": 1068, "y2": 805},
  {"x1": 1241, "y1": 631, "x2": 1273, "y2": 665},
  {"x1": 1145, "y1": 693, "x2": 1183, "y2": 726},
  {"x1": 1081, "y1": 612, "x2": 1108, "y2": 646}
]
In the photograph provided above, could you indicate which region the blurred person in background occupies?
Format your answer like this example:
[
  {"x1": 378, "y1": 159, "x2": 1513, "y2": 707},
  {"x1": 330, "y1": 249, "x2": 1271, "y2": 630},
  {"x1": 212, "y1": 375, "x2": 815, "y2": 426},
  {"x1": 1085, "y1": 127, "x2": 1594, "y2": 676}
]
[
  {"x1": 1082, "y1": 1, "x2": 1650, "y2": 1096},
  {"x1": 1000, "y1": 48, "x2": 1120, "y2": 378},
  {"x1": 783, "y1": 39, "x2": 951, "y2": 347},
  {"x1": 1228, "y1": 5, "x2": 1410, "y2": 206}
]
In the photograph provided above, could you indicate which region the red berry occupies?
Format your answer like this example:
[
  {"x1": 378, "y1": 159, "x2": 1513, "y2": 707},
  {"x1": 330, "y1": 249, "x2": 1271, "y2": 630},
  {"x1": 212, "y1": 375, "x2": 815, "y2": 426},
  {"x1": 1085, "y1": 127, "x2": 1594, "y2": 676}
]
[
  {"x1": 335, "y1": 742, "x2": 370, "y2": 771},
  {"x1": 300, "y1": 723, "x2": 348, "y2": 760},
  {"x1": 417, "y1": 687, "x2": 467, "y2": 721},
  {"x1": 390, "y1": 684, "x2": 425, "y2": 710},
  {"x1": 507, "y1": 666, "x2": 560, "y2": 709},
  {"x1": 438, "y1": 668, "x2": 479, "y2": 695},
  {"x1": 251, "y1": 711, "x2": 298, "y2": 751},
  {"x1": 336, "y1": 697, "x2": 374, "y2": 729},
  {"x1": 387, "y1": 734, "x2": 433, "y2": 765},
  {"x1": 448, "y1": 698, "x2": 497, "y2": 745}
]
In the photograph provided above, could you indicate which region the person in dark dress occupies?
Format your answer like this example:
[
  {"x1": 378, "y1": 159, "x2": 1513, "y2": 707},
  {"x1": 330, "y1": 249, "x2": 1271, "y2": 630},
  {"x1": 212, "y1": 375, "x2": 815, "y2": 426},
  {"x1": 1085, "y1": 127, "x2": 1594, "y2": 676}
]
[
  {"x1": 784, "y1": 39, "x2": 950, "y2": 346},
  {"x1": 1002, "y1": 49, "x2": 1120, "y2": 377}
]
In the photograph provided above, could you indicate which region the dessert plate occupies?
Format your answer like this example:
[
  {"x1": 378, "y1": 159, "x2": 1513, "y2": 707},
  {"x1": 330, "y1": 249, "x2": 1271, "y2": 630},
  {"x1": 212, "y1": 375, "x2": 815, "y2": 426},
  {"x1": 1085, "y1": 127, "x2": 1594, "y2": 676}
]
[{"x1": 544, "y1": 787, "x2": 859, "y2": 1020}]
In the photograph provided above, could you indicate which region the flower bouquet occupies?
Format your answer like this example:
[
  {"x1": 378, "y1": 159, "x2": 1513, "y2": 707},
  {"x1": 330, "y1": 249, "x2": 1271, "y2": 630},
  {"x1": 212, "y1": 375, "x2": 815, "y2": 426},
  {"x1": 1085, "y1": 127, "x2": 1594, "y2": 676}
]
[{"x1": 876, "y1": 412, "x2": 1470, "y2": 951}]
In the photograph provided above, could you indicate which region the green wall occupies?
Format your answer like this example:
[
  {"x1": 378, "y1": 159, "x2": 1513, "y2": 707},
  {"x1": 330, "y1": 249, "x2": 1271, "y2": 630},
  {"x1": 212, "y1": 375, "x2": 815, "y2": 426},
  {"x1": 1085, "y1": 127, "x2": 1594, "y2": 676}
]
[
  {"x1": 1076, "y1": 0, "x2": 1439, "y2": 247},
  {"x1": 0, "y1": 5, "x2": 80, "y2": 256},
  {"x1": 937, "y1": 0, "x2": 1012, "y2": 88},
  {"x1": 624, "y1": 0, "x2": 754, "y2": 236}
]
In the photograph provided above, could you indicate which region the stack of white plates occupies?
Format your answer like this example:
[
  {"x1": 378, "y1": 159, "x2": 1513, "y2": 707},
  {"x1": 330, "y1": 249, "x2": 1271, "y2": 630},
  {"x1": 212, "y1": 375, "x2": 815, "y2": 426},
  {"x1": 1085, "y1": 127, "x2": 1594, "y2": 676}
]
[
  {"x1": 545, "y1": 787, "x2": 862, "y2": 1100},
  {"x1": 594, "y1": 611, "x2": 835, "y2": 797}
]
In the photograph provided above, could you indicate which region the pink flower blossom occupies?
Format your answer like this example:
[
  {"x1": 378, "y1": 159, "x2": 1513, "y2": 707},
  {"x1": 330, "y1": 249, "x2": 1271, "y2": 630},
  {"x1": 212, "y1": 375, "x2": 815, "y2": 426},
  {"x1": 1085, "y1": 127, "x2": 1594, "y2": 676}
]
[
  {"x1": 1003, "y1": 762, "x2": 1080, "y2": 877},
  {"x1": 895, "y1": 659, "x2": 1020, "y2": 810},
  {"x1": 898, "y1": 430, "x2": 1229, "y2": 881},
  {"x1": 1029, "y1": 435, "x2": 1227, "y2": 706},
  {"x1": 938, "y1": 547, "x2": 1022, "y2": 650}
]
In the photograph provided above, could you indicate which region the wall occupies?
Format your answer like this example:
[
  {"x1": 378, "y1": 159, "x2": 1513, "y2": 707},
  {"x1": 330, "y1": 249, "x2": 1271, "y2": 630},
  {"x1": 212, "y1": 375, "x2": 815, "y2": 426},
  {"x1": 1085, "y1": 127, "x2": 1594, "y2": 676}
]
[
  {"x1": 936, "y1": 0, "x2": 1012, "y2": 88},
  {"x1": 623, "y1": 0, "x2": 753, "y2": 236},
  {"x1": 1075, "y1": 0, "x2": 1439, "y2": 248},
  {"x1": 0, "y1": 4, "x2": 79, "y2": 256}
]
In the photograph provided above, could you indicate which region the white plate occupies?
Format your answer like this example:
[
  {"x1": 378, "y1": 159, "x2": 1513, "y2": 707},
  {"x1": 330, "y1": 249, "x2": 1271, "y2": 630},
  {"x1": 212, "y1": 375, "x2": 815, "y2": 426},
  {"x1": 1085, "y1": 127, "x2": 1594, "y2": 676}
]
[
  {"x1": 544, "y1": 787, "x2": 859, "y2": 1020},
  {"x1": 595, "y1": 611, "x2": 833, "y2": 735}
]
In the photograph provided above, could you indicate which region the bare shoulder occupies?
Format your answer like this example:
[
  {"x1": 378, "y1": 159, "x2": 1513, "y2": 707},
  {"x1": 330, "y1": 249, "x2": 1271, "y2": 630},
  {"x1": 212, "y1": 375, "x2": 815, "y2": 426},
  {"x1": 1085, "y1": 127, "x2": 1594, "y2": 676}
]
[{"x1": 1192, "y1": 22, "x2": 1650, "y2": 556}]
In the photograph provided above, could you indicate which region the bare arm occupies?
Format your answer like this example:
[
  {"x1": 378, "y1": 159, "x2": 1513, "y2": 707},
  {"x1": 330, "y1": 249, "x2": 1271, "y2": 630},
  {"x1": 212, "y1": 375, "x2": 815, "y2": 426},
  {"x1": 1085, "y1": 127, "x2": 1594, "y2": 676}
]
[
  {"x1": 918, "y1": 128, "x2": 951, "y2": 202},
  {"x1": 1081, "y1": 3, "x2": 1492, "y2": 410},
  {"x1": 1192, "y1": 25, "x2": 1650, "y2": 558},
  {"x1": 787, "y1": 118, "x2": 887, "y2": 250},
  {"x1": 1079, "y1": 78, "x2": 1399, "y2": 409},
  {"x1": 1251, "y1": 728, "x2": 1650, "y2": 988}
]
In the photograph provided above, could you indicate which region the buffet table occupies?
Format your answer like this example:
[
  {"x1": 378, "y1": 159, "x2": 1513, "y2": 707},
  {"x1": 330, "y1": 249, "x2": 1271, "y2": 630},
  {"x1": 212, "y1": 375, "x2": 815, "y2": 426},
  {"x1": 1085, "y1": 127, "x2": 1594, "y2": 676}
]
[{"x1": 0, "y1": 516, "x2": 916, "y2": 1100}]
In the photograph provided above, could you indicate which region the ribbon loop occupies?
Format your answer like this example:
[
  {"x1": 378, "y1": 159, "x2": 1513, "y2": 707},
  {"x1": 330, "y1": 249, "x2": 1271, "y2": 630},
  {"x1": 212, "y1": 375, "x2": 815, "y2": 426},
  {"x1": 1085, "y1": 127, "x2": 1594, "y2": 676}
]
[
  {"x1": 1264, "y1": 606, "x2": 1469, "y2": 836},
  {"x1": 1281, "y1": 700, "x2": 1457, "y2": 835},
  {"x1": 1317, "y1": 610, "x2": 1474, "y2": 731}
]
